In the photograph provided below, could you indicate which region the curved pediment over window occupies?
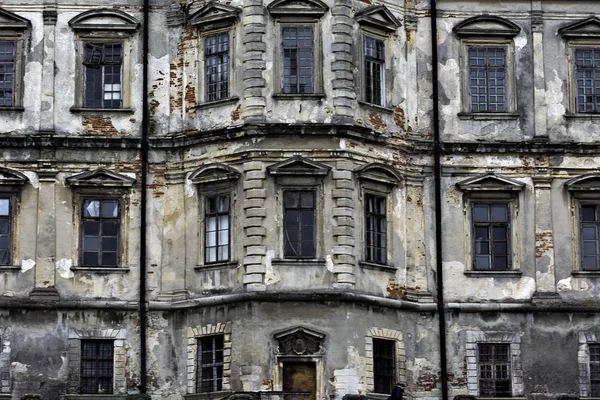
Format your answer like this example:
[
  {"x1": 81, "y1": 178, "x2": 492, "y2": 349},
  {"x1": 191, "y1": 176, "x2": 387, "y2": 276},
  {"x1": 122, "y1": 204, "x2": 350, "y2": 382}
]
[
  {"x1": 190, "y1": 2, "x2": 241, "y2": 31},
  {"x1": 267, "y1": 156, "x2": 331, "y2": 176},
  {"x1": 355, "y1": 163, "x2": 402, "y2": 185},
  {"x1": 189, "y1": 163, "x2": 241, "y2": 185},
  {"x1": 453, "y1": 15, "x2": 521, "y2": 38},
  {"x1": 355, "y1": 5, "x2": 401, "y2": 32},
  {"x1": 558, "y1": 17, "x2": 600, "y2": 39},
  {"x1": 66, "y1": 168, "x2": 136, "y2": 188},
  {"x1": 267, "y1": 0, "x2": 329, "y2": 17},
  {"x1": 69, "y1": 8, "x2": 140, "y2": 32},
  {"x1": 456, "y1": 174, "x2": 525, "y2": 192},
  {"x1": 0, "y1": 167, "x2": 28, "y2": 187},
  {"x1": 0, "y1": 8, "x2": 30, "y2": 30},
  {"x1": 565, "y1": 173, "x2": 600, "y2": 191},
  {"x1": 275, "y1": 327, "x2": 325, "y2": 356}
]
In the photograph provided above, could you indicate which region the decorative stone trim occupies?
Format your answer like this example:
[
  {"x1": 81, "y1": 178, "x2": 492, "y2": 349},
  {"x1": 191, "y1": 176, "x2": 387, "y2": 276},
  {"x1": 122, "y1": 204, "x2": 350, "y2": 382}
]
[
  {"x1": 67, "y1": 328, "x2": 127, "y2": 395},
  {"x1": 578, "y1": 331, "x2": 599, "y2": 397},
  {"x1": 465, "y1": 331, "x2": 523, "y2": 397},
  {"x1": 242, "y1": 0, "x2": 267, "y2": 122},
  {"x1": 332, "y1": 162, "x2": 356, "y2": 288},
  {"x1": 242, "y1": 161, "x2": 267, "y2": 291},
  {"x1": 365, "y1": 327, "x2": 406, "y2": 391},
  {"x1": 0, "y1": 327, "x2": 10, "y2": 393},
  {"x1": 187, "y1": 322, "x2": 232, "y2": 394},
  {"x1": 330, "y1": 0, "x2": 356, "y2": 123}
]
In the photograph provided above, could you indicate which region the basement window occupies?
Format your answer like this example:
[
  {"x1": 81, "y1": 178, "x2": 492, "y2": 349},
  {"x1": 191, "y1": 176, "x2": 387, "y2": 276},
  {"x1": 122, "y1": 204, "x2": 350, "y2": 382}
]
[
  {"x1": 373, "y1": 338, "x2": 396, "y2": 394},
  {"x1": 197, "y1": 335, "x2": 224, "y2": 393},
  {"x1": 591, "y1": 344, "x2": 600, "y2": 396},
  {"x1": 80, "y1": 340, "x2": 114, "y2": 394},
  {"x1": 478, "y1": 343, "x2": 511, "y2": 397}
]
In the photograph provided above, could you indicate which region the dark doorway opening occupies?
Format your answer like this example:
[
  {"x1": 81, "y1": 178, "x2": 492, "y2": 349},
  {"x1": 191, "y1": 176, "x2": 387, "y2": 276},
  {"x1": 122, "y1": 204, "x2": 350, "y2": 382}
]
[{"x1": 282, "y1": 362, "x2": 316, "y2": 400}]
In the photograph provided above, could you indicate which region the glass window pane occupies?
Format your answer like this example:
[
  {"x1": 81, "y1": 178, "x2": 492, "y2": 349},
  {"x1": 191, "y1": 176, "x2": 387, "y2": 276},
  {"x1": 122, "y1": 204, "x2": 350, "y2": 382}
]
[
  {"x1": 0, "y1": 220, "x2": 9, "y2": 235},
  {"x1": 300, "y1": 191, "x2": 314, "y2": 208},
  {"x1": 84, "y1": 200, "x2": 100, "y2": 217},
  {"x1": 102, "y1": 221, "x2": 119, "y2": 236},
  {"x1": 84, "y1": 220, "x2": 100, "y2": 235},
  {"x1": 102, "y1": 252, "x2": 117, "y2": 266},
  {"x1": 473, "y1": 204, "x2": 489, "y2": 222},
  {"x1": 491, "y1": 204, "x2": 508, "y2": 222},
  {"x1": 582, "y1": 205, "x2": 597, "y2": 221},
  {"x1": 583, "y1": 225, "x2": 598, "y2": 240},
  {"x1": 219, "y1": 215, "x2": 229, "y2": 230},
  {"x1": 0, "y1": 199, "x2": 8, "y2": 216},
  {"x1": 0, "y1": 249, "x2": 9, "y2": 265},
  {"x1": 475, "y1": 227, "x2": 489, "y2": 240},
  {"x1": 83, "y1": 252, "x2": 98, "y2": 265},
  {"x1": 475, "y1": 255, "x2": 491, "y2": 269},
  {"x1": 83, "y1": 237, "x2": 100, "y2": 251},
  {"x1": 101, "y1": 200, "x2": 119, "y2": 218},
  {"x1": 284, "y1": 191, "x2": 299, "y2": 208}
]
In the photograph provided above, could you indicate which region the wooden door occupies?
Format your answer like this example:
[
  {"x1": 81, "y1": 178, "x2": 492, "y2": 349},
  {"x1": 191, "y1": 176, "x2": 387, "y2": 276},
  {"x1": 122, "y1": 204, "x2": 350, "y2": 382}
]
[{"x1": 283, "y1": 362, "x2": 316, "y2": 400}]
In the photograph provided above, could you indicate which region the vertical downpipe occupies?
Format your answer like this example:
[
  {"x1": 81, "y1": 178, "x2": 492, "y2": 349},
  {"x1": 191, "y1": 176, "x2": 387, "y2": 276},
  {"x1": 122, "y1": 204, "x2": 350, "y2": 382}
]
[{"x1": 430, "y1": 1, "x2": 449, "y2": 400}]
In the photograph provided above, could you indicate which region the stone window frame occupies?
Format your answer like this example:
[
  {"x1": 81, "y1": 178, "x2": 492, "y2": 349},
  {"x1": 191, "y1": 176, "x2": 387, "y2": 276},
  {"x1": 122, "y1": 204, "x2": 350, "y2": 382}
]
[
  {"x1": 186, "y1": 322, "x2": 232, "y2": 396},
  {"x1": 558, "y1": 17, "x2": 600, "y2": 117},
  {"x1": 456, "y1": 174, "x2": 525, "y2": 276},
  {"x1": 189, "y1": 164, "x2": 241, "y2": 269},
  {"x1": 190, "y1": 3, "x2": 241, "y2": 107},
  {"x1": 365, "y1": 327, "x2": 406, "y2": 394},
  {"x1": 66, "y1": 169, "x2": 136, "y2": 273},
  {"x1": 267, "y1": 0, "x2": 328, "y2": 99},
  {"x1": 0, "y1": 327, "x2": 11, "y2": 394},
  {"x1": 0, "y1": 167, "x2": 28, "y2": 271},
  {"x1": 453, "y1": 15, "x2": 521, "y2": 120},
  {"x1": 68, "y1": 9, "x2": 140, "y2": 112},
  {"x1": 466, "y1": 330, "x2": 524, "y2": 398},
  {"x1": 0, "y1": 8, "x2": 30, "y2": 111},
  {"x1": 579, "y1": 331, "x2": 600, "y2": 397},
  {"x1": 66, "y1": 328, "x2": 127, "y2": 398},
  {"x1": 355, "y1": 163, "x2": 402, "y2": 271},
  {"x1": 355, "y1": 5, "x2": 401, "y2": 109}
]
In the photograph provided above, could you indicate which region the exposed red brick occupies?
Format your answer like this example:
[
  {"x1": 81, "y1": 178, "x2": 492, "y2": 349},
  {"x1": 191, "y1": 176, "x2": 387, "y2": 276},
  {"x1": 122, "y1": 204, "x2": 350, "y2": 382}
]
[
  {"x1": 231, "y1": 104, "x2": 242, "y2": 121},
  {"x1": 536, "y1": 231, "x2": 554, "y2": 258},
  {"x1": 82, "y1": 116, "x2": 119, "y2": 135},
  {"x1": 392, "y1": 105, "x2": 405, "y2": 128},
  {"x1": 369, "y1": 112, "x2": 387, "y2": 130}
]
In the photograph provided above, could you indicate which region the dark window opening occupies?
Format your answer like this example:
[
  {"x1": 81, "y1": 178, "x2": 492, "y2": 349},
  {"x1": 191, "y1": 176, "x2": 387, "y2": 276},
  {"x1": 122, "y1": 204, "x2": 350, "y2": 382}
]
[
  {"x1": 478, "y1": 343, "x2": 511, "y2": 397},
  {"x1": 81, "y1": 199, "x2": 120, "y2": 267},
  {"x1": 591, "y1": 344, "x2": 600, "y2": 397},
  {"x1": 365, "y1": 36, "x2": 385, "y2": 106},
  {"x1": 0, "y1": 198, "x2": 11, "y2": 266},
  {"x1": 83, "y1": 42, "x2": 123, "y2": 108},
  {"x1": 205, "y1": 194, "x2": 230, "y2": 263},
  {"x1": 283, "y1": 190, "x2": 315, "y2": 258},
  {"x1": 580, "y1": 204, "x2": 600, "y2": 270},
  {"x1": 365, "y1": 194, "x2": 386, "y2": 264},
  {"x1": 80, "y1": 340, "x2": 113, "y2": 394},
  {"x1": 373, "y1": 338, "x2": 395, "y2": 394},
  {"x1": 0, "y1": 40, "x2": 16, "y2": 107},
  {"x1": 205, "y1": 32, "x2": 230, "y2": 102},
  {"x1": 282, "y1": 26, "x2": 314, "y2": 94},
  {"x1": 472, "y1": 202, "x2": 510, "y2": 270},
  {"x1": 468, "y1": 46, "x2": 506, "y2": 112},
  {"x1": 197, "y1": 335, "x2": 224, "y2": 393},
  {"x1": 575, "y1": 48, "x2": 600, "y2": 113}
]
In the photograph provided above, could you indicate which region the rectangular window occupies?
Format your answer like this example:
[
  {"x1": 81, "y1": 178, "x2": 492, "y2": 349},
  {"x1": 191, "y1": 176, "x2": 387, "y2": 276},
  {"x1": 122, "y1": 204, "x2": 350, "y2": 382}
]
[
  {"x1": 0, "y1": 41, "x2": 16, "y2": 107},
  {"x1": 197, "y1": 335, "x2": 224, "y2": 393},
  {"x1": 205, "y1": 194, "x2": 230, "y2": 263},
  {"x1": 205, "y1": 32, "x2": 230, "y2": 102},
  {"x1": 591, "y1": 344, "x2": 600, "y2": 397},
  {"x1": 83, "y1": 42, "x2": 123, "y2": 109},
  {"x1": 281, "y1": 26, "x2": 314, "y2": 94},
  {"x1": 373, "y1": 338, "x2": 395, "y2": 394},
  {"x1": 472, "y1": 202, "x2": 510, "y2": 270},
  {"x1": 80, "y1": 340, "x2": 113, "y2": 394},
  {"x1": 81, "y1": 199, "x2": 120, "y2": 267},
  {"x1": 365, "y1": 194, "x2": 386, "y2": 264},
  {"x1": 0, "y1": 198, "x2": 11, "y2": 266},
  {"x1": 468, "y1": 46, "x2": 506, "y2": 112},
  {"x1": 580, "y1": 204, "x2": 600, "y2": 270},
  {"x1": 575, "y1": 48, "x2": 600, "y2": 113},
  {"x1": 283, "y1": 190, "x2": 315, "y2": 258},
  {"x1": 365, "y1": 36, "x2": 385, "y2": 106},
  {"x1": 478, "y1": 343, "x2": 511, "y2": 397}
]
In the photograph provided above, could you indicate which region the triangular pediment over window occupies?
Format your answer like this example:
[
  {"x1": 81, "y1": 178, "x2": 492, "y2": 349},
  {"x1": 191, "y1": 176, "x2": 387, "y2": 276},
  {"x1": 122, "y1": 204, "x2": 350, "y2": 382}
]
[
  {"x1": 355, "y1": 5, "x2": 401, "y2": 32},
  {"x1": 274, "y1": 327, "x2": 325, "y2": 356},
  {"x1": 565, "y1": 173, "x2": 600, "y2": 191},
  {"x1": 355, "y1": 163, "x2": 402, "y2": 185},
  {"x1": 267, "y1": 156, "x2": 331, "y2": 176},
  {"x1": 189, "y1": 163, "x2": 241, "y2": 185},
  {"x1": 559, "y1": 17, "x2": 600, "y2": 39},
  {"x1": 0, "y1": 8, "x2": 30, "y2": 30},
  {"x1": 66, "y1": 169, "x2": 136, "y2": 188},
  {"x1": 457, "y1": 174, "x2": 524, "y2": 192},
  {"x1": 267, "y1": 0, "x2": 329, "y2": 17},
  {"x1": 69, "y1": 9, "x2": 140, "y2": 32},
  {"x1": 0, "y1": 167, "x2": 28, "y2": 187},
  {"x1": 453, "y1": 15, "x2": 521, "y2": 38},
  {"x1": 190, "y1": 2, "x2": 241, "y2": 30}
]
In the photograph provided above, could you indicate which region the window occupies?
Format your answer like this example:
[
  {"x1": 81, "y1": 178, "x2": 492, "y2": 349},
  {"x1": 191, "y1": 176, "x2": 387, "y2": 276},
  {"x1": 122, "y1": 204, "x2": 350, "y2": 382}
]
[
  {"x1": 472, "y1": 202, "x2": 510, "y2": 270},
  {"x1": 81, "y1": 199, "x2": 120, "y2": 267},
  {"x1": 0, "y1": 8, "x2": 29, "y2": 109},
  {"x1": 373, "y1": 338, "x2": 395, "y2": 394},
  {"x1": 365, "y1": 194, "x2": 386, "y2": 264},
  {"x1": 204, "y1": 32, "x2": 230, "y2": 102},
  {"x1": 283, "y1": 189, "x2": 316, "y2": 258},
  {"x1": 365, "y1": 328, "x2": 406, "y2": 394},
  {"x1": 0, "y1": 167, "x2": 27, "y2": 268},
  {"x1": 80, "y1": 340, "x2": 114, "y2": 394},
  {"x1": 364, "y1": 36, "x2": 385, "y2": 106},
  {"x1": 573, "y1": 48, "x2": 600, "y2": 113},
  {"x1": 205, "y1": 194, "x2": 230, "y2": 263},
  {"x1": 83, "y1": 42, "x2": 123, "y2": 108},
  {"x1": 478, "y1": 343, "x2": 511, "y2": 397},
  {"x1": 197, "y1": 335, "x2": 224, "y2": 393},
  {"x1": 468, "y1": 47, "x2": 506, "y2": 112},
  {"x1": 0, "y1": 198, "x2": 11, "y2": 265},
  {"x1": 282, "y1": 26, "x2": 313, "y2": 94},
  {"x1": 591, "y1": 344, "x2": 600, "y2": 397},
  {"x1": 579, "y1": 203, "x2": 600, "y2": 270},
  {"x1": 0, "y1": 41, "x2": 16, "y2": 106}
]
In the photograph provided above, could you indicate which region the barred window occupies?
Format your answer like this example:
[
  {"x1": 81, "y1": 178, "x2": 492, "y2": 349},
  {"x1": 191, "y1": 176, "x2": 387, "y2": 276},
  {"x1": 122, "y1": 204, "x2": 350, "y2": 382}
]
[
  {"x1": 80, "y1": 340, "x2": 113, "y2": 394},
  {"x1": 365, "y1": 36, "x2": 385, "y2": 106},
  {"x1": 575, "y1": 48, "x2": 600, "y2": 113},
  {"x1": 197, "y1": 335, "x2": 224, "y2": 393},
  {"x1": 0, "y1": 41, "x2": 16, "y2": 107},
  {"x1": 365, "y1": 194, "x2": 386, "y2": 264},
  {"x1": 373, "y1": 338, "x2": 395, "y2": 394},
  {"x1": 591, "y1": 344, "x2": 600, "y2": 396},
  {"x1": 472, "y1": 202, "x2": 510, "y2": 270},
  {"x1": 478, "y1": 343, "x2": 511, "y2": 397},
  {"x1": 281, "y1": 26, "x2": 314, "y2": 94},
  {"x1": 580, "y1": 204, "x2": 600, "y2": 270},
  {"x1": 81, "y1": 199, "x2": 120, "y2": 267},
  {"x1": 283, "y1": 190, "x2": 315, "y2": 258},
  {"x1": 468, "y1": 47, "x2": 506, "y2": 112},
  {"x1": 205, "y1": 194, "x2": 230, "y2": 263},
  {"x1": 0, "y1": 198, "x2": 11, "y2": 265},
  {"x1": 83, "y1": 42, "x2": 123, "y2": 109},
  {"x1": 205, "y1": 32, "x2": 230, "y2": 102}
]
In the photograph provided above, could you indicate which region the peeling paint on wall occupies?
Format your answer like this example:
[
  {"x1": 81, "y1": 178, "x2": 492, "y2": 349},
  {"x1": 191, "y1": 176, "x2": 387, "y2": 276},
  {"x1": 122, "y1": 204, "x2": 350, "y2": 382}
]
[
  {"x1": 20, "y1": 259, "x2": 35, "y2": 273},
  {"x1": 56, "y1": 258, "x2": 73, "y2": 279}
]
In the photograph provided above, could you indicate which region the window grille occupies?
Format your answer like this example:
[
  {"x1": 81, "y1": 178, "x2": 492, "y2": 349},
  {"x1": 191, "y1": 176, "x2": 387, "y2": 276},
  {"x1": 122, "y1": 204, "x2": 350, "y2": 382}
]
[
  {"x1": 373, "y1": 338, "x2": 395, "y2": 394},
  {"x1": 365, "y1": 36, "x2": 385, "y2": 106},
  {"x1": 205, "y1": 32, "x2": 230, "y2": 102},
  {"x1": 472, "y1": 202, "x2": 510, "y2": 270},
  {"x1": 282, "y1": 26, "x2": 314, "y2": 94},
  {"x1": 468, "y1": 47, "x2": 506, "y2": 112},
  {"x1": 575, "y1": 48, "x2": 600, "y2": 113},
  {"x1": 591, "y1": 344, "x2": 600, "y2": 396},
  {"x1": 197, "y1": 335, "x2": 224, "y2": 393},
  {"x1": 80, "y1": 340, "x2": 113, "y2": 394},
  {"x1": 83, "y1": 42, "x2": 123, "y2": 108},
  {"x1": 0, "y1": 41, "x2": 16, "y2": 107},
  {"x1": 283, "y1": 190, "x2": 315, "y2": 258},
  {"x1": 365, "y1": 194, "x2": 386, "y2": 264},
  {"x1": 81, "y1": 199, "x2": 120, "y2": 266},
  {"x1": 205, "y1": 194, "x2": 230, "y2": 263},
  {"x1": 478, "y1": 343, "x2": 511, "y2": 397},
  {"x1": 0, "y1": 198, "x2": 11, "y2": 265}
]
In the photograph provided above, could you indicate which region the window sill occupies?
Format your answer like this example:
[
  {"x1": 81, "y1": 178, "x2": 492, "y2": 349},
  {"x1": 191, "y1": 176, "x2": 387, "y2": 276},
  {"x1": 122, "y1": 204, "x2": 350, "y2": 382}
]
[
  {"x1": 70, "y1": 107, "x2": 135, "y2": 113},
  {"x1": 464, "y1": 270, "x2": 522, "y2": 277},
  {"x1": 64, "y1": 396, "x2": 126, "y2": 400},
  {"x1": 0, "y1": 106, "x2": 24, "y2": 112},
  {"x1": 458, "y1": 112, "x2": 520, "y2": 120},
  {"x1": 184, "y1": 391, "x2": 233, "y2": 400},
  {"x1": 271, "y1": 258, "x2": 326, "y2": 267},
  {"x1": 359, "y1": 261, "x2": 396, "y2": 272},
  {"x1": 0, "y1": 265, "x2": 22, "y2": 272},
  {"x1": 358, "y1": 101, "x2": 393, "y2": 113},
  {"x1": 195, "y1": 261, "x2": 238, "y2": 270},
  {"x1": 565, "y1": 113, "x2": 600, "y2": 120},
  {"x1": 70, "y1": 267, "x2": 130, "y2": 274},
  {"x1": 572, "y1": 270, "x2": 600, "y2": 277},
  {"x1": 365, "y1": 393, "x2": 389, "y2": 400},
  {"x1": 273, "y1": 93, "x2": 326, "y2": 100},
  {"x1": 195, "y1": 96, "x2": 240, "y2": 110}
]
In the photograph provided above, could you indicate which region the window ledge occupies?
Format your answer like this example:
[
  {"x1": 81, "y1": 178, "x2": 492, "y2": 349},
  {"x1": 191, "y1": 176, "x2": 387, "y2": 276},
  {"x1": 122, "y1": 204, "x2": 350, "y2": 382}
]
[
  {"x1": 572, "y1": 270, "x2": 600, "y2": 277},
  {"x1": 565, "y1": 113, "x2": 600, "y2": 120},
  {"x1": 359, "y1": 261, "x2": 396, "y2": 272},
  {"x1": 273, "y1": 93, "x2": 326, "y2": 100},
  {"x1": 0, "y1": 265, "x2": 22, "y2": 272},
  {"x1": 195, "y1": 96, "x2": 240, "y2": 110},
  {"x1": 70, "y1": 107, "x2": 135, "y2": 114},
  {"x1": 271, "y1": 258, "x2": 326, "y2": 267},
  {"x1": 195, "y1": 261, "x2": 239, "y2": 270},
  {"x1": 70, "y1": 267, "x2": 130, "y2": 274},
  {"x1": 358, "y1": 101, "x2": 393, "y2": 113},
  {"x1": 458, "y1": 112, "x2": 520, "y2": 120},
  {"x1": 0, "y1": 106, "x2": 24, "y2": 112},
  {"x1": 184, "y1": 391, "x2": 233, "y2": 400},
  {"x1": 464, "y1": 270, "x2": 522, "y2": 277},
  {"x1": 365, "y1": 393, "x2": 389, "y2": 400},
  {"x1": 64, "y1": 396, "x2": 126, "y2": 400}
]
